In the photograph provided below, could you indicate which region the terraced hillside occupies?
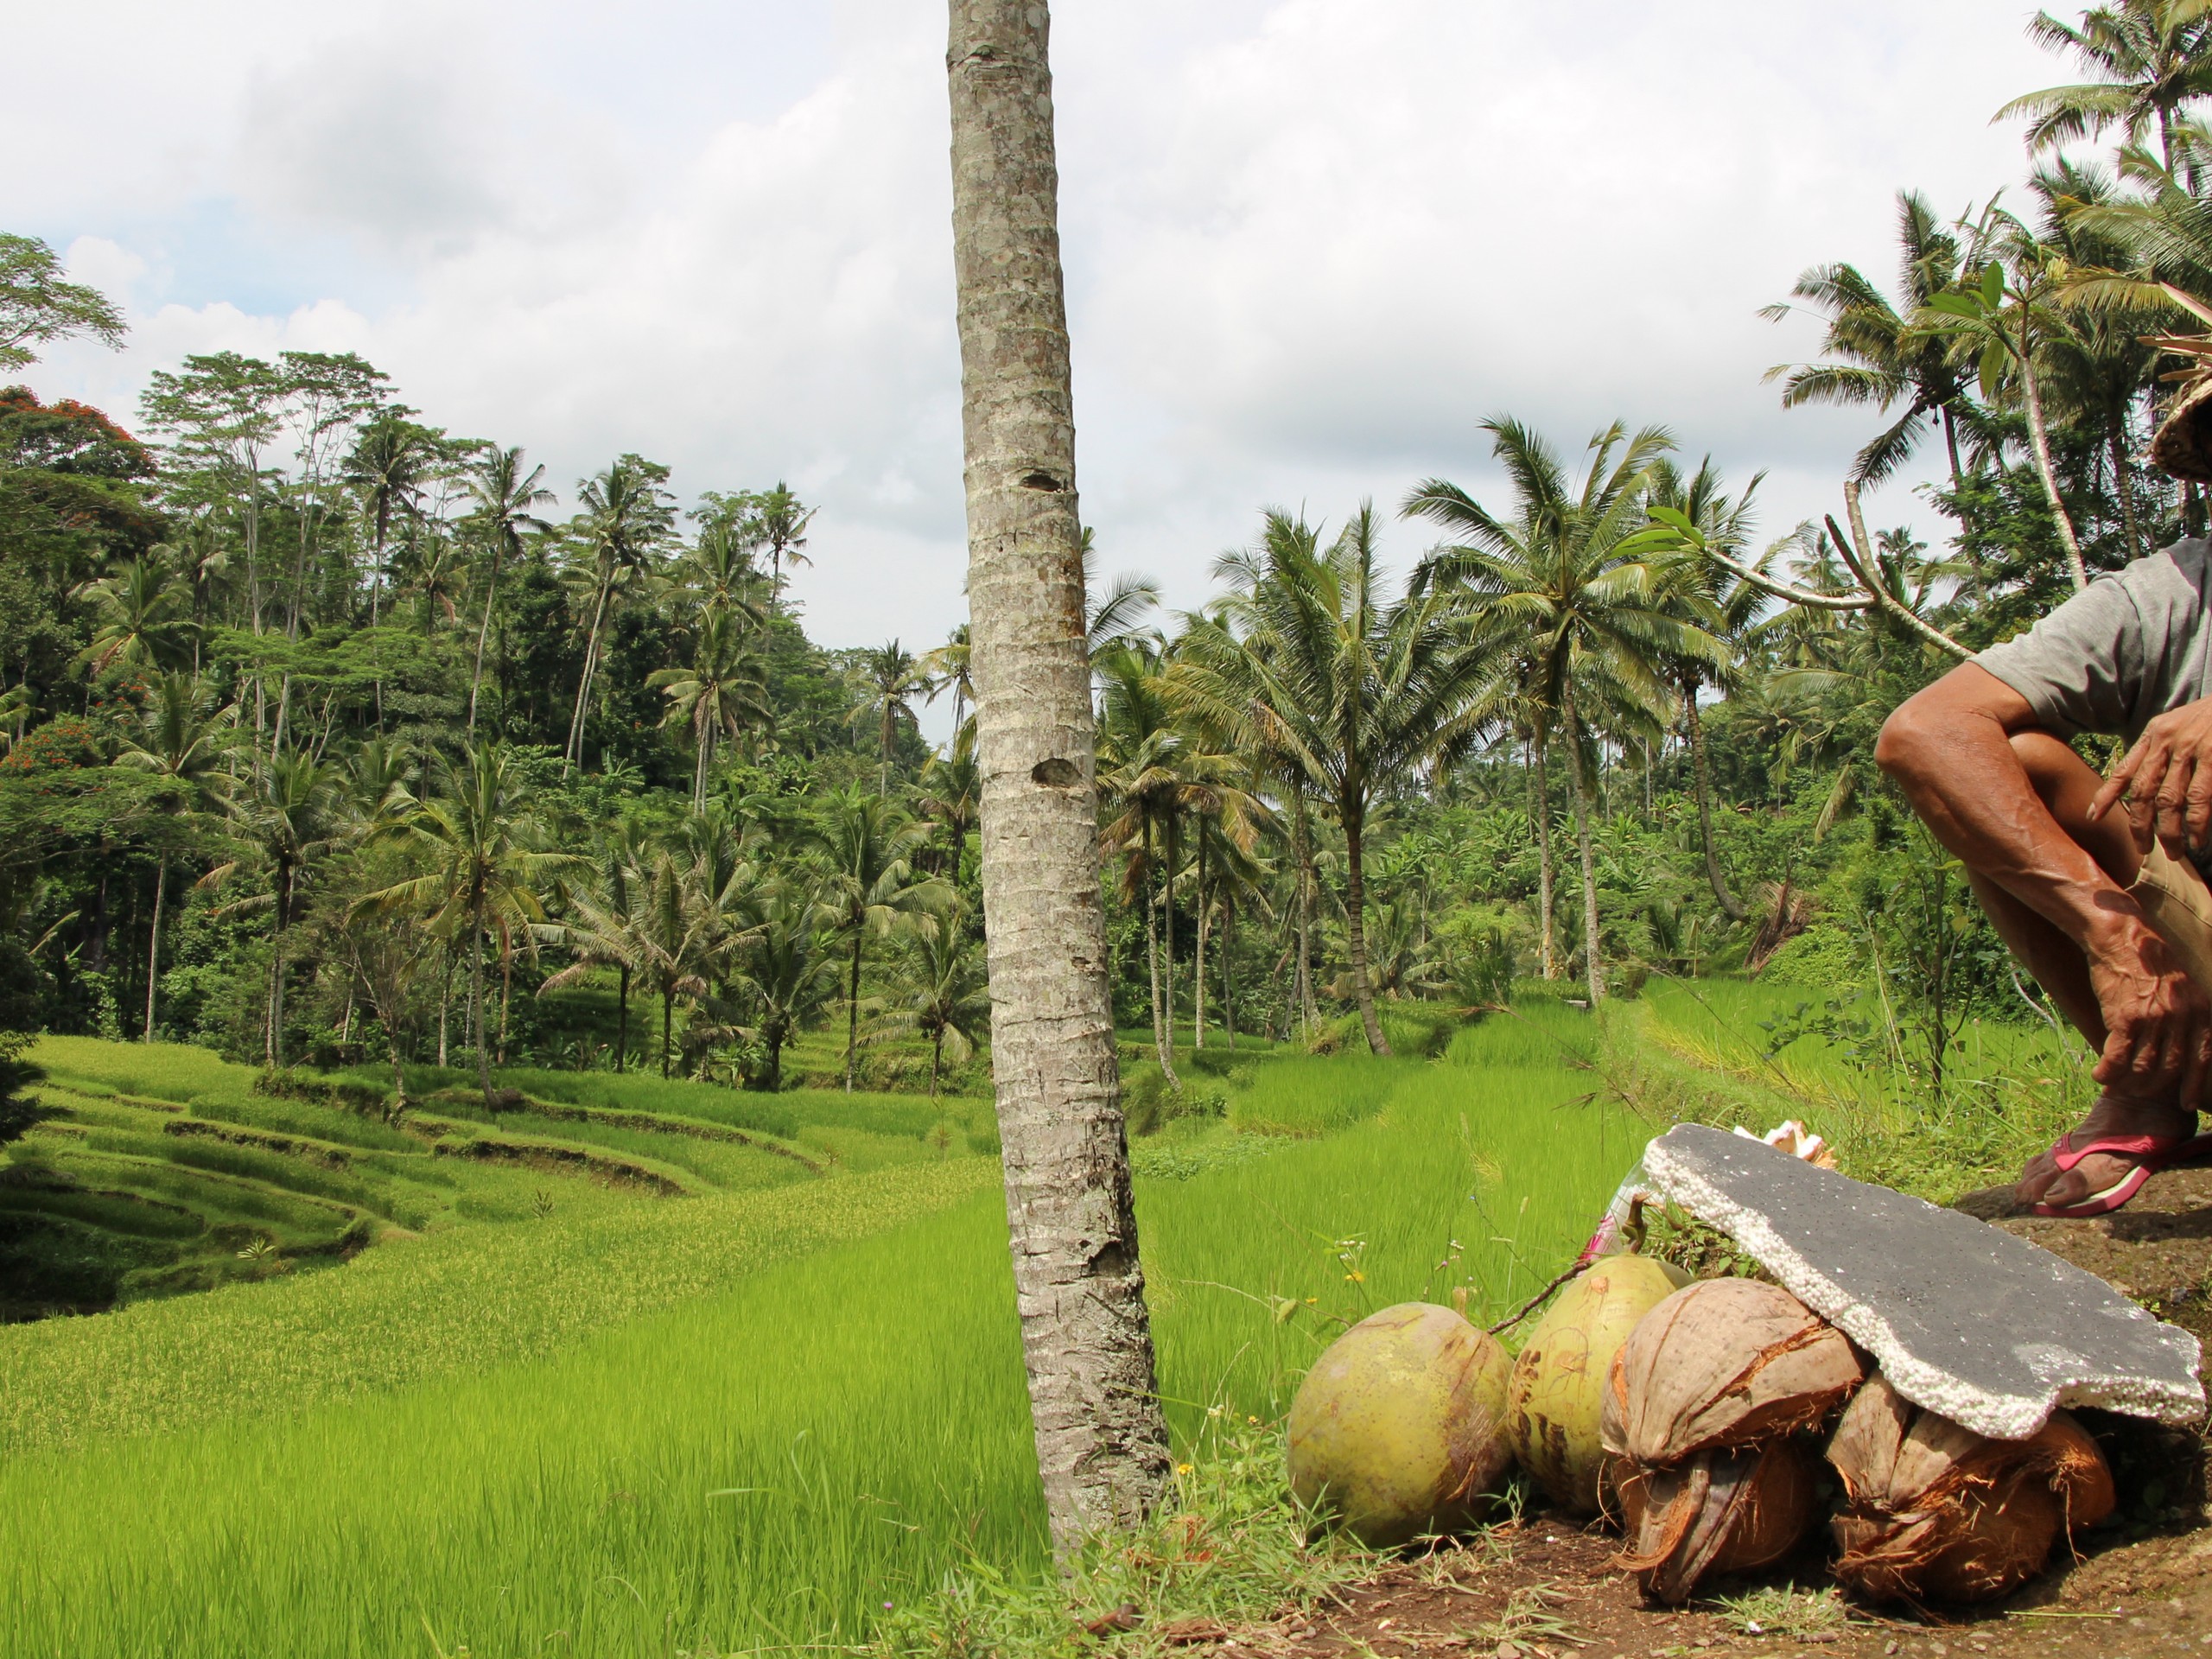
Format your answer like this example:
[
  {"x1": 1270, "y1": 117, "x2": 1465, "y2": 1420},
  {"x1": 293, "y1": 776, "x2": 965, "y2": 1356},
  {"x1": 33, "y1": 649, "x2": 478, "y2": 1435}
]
[{"x1": 4, "y1": 1037, "x2": 997, "y2": 1319}]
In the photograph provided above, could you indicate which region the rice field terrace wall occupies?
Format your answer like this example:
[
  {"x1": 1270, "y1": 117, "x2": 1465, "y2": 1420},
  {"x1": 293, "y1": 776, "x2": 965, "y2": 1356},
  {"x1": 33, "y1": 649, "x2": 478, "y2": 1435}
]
[{"x1": 3, "y1": 1038, "x2": 995, "y2": 1318}]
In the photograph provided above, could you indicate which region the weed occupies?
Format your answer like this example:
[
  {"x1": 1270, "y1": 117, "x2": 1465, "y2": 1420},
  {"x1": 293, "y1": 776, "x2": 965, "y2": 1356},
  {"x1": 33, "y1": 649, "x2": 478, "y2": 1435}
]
[{"x1": 1708, "y1": 1583, "x2": 1849, "y2": 1639}]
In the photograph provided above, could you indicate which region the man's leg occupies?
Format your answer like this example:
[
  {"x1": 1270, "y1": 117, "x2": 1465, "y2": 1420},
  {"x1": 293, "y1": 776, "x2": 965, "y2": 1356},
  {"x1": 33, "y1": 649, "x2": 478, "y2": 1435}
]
[{"x1": 1978, "y1": 731, "x2": 2194, "y2": 1206}]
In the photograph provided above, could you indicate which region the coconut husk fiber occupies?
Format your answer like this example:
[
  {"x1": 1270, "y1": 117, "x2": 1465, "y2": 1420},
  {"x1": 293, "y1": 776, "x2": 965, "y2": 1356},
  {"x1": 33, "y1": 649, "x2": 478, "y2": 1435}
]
[
  {"x1": 1614, "y1": 1438, "x2": 1821, "y2": 1605},
  {"x1": 1826, "y1": 1372, "x2": 2116, "y2": 1606},
  {"x1": 1602, "y1": 1278, "x2": 1864, "y2": 1465},
  {"x1": 1599, "y1": 1279, "x2": 1862, "y2": 1604}
]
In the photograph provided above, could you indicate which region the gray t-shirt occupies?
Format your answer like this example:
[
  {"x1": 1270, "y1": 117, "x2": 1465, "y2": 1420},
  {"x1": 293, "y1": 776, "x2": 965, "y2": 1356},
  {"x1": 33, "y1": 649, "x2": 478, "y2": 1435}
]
[{"x1": 1974, "y1": 537, "x2": 2212, "y2": 742}]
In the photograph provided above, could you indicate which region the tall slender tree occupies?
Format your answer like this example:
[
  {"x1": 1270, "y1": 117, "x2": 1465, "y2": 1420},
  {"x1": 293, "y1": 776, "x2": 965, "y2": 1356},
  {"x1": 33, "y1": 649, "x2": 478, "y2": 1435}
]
[
  {"x1": 814, "y1": 787, "x2": 941, "y2": 1091},
  {"x1": 1179, "y1": 505, "x2": 1493, "y2": 1051},
  {"x1": 1407, "y1": 421, "x2": 1723, "y2": 1001},
  {"x1": 947, "y1": 0, "x2": 1170, "y2": 1547},
  {"x1": 116, "y1": 674, "x2": 231, "y2": 1041},
  {"x1": 461, "y1": 447, "x2": 555, "y2": 735}
]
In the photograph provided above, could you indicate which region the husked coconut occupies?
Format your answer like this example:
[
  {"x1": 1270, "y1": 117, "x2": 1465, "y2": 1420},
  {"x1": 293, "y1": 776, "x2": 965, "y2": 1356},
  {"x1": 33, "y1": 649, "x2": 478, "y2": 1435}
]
[
  {"x1": 1827, "y1": 1372, "x2": 2115, "y2": 1605},
  {"x1": 1617, "y1": 1438, "x2": 1819, "y2": 1605},
  {"x1": 1287, "y1": 1302, "x2": 1516, "y2": 1547},
  {"x1": 1600, "y1": 1278, "x2": 1862, "y2": 1603},
  {"x1": 1507, "y1": 1254, "x2": 1689, "y2": 1516}
]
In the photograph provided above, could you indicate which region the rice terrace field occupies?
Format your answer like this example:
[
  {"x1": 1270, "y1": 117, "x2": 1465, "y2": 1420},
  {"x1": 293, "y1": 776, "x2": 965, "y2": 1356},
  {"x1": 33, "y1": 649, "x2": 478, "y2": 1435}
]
[{"x1": 0, "y1": 998, "x2": 1685, "y2": 1656}]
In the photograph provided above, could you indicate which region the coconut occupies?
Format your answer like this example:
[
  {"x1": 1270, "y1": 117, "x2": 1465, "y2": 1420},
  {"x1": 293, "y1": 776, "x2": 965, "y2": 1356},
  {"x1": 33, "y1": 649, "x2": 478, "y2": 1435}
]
[
  {"x1": 1505, "y1": 1255, "x2": 1690, "y2": 1515},
  {"x1": 1599, "y1": 1278, "x2": 1862, "y2": 1604},
  {"x1": 1615, "y1": 1438, "x2": 1820, "y2": 1604},
  {"x1": 1826, "y1": 1372, "x2": 2115, "y2": 1605},
  {"x1": 1287, "y1": 1301, "x2": 1516, "y2": 1547}
]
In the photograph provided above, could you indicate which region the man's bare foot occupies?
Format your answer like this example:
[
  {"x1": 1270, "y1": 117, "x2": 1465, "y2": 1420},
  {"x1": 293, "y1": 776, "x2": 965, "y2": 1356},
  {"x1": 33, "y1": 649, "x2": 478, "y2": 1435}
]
[{"x1": 2016, "y1": 1094, "x2": 2197, "y2": 1210}]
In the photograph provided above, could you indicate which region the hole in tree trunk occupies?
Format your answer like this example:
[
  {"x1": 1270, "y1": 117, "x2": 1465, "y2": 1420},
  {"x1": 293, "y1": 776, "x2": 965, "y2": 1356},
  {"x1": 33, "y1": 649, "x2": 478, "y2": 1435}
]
[
  {"x1": 1031, "y1": 757, "x2": 1081, "y2": 787},
  {"x1": 1020, "y1": 470, "x2": 1065, "y2": 492}
]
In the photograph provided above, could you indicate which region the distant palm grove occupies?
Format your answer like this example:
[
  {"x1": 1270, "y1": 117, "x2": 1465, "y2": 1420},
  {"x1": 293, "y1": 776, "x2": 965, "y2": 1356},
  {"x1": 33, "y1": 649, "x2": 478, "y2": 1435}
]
[{"x1": 7, "y1": 0, "x2": 2212, "y2": 1137}]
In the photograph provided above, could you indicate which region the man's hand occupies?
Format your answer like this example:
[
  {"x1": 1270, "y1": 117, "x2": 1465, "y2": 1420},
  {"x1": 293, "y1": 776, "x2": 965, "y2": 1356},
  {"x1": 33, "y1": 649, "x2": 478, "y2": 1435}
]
[
  {"x1": 2086, "y1": 916, "x2": 2212, "y2": 1109},
  {"x1": 2090, "y1": 698, "x2": 2212, "y2": 862}
]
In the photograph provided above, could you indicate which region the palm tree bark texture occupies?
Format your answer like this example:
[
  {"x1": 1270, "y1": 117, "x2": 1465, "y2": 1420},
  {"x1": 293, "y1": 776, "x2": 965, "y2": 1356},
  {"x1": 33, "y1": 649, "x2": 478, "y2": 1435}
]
[{"x1": 946, "y1": 0, "x2": 1171, "y2": 1552}]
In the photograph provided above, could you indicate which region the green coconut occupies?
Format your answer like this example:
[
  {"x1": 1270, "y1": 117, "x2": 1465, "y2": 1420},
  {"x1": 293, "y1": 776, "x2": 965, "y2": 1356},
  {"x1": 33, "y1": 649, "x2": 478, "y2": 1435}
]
[
  {"x1": 1505, "y1": 1255, "x2": 1690, "y2": 1516},
  {"x1": 1287, "y1": 1301, "x2": 1516, "y2": 1547}
]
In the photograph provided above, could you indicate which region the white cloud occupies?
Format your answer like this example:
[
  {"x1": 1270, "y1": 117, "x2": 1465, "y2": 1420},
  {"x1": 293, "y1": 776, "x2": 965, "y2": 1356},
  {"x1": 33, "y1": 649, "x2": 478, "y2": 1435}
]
[{"x1": 24, "y1": 0, "x2": 2077, "y2": 649}]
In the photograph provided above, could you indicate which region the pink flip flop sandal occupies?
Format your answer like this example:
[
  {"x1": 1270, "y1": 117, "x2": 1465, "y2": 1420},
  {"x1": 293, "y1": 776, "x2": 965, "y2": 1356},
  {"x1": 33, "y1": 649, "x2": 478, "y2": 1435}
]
[{"x1": 2029, "y1": 1130, "x2": 2212, "y2": 1218}]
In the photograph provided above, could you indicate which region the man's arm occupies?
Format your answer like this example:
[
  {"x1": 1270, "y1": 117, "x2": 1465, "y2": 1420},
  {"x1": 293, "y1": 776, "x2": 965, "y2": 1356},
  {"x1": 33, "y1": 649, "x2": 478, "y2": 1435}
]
[{"x1": 1876, "y1": 663, "x2": 2212, "y2": 1105}]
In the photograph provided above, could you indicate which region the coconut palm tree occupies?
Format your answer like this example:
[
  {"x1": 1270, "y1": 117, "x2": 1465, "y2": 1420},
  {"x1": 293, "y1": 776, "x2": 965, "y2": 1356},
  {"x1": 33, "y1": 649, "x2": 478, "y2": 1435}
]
[
  {"x1": 1917, "y1": 218, "x2": 2091, "y2": 592},
  {"x1": 345, "y1": 415, "x2": 438, "y2": 629},
  {"x1": 752, "y1": 482, "x2": 815, "y2": 606},
  {"x1": 1096, "y1": 644, "x2": 1200, "y2": 1083},
  {"x1": 917, "y1": 719, "x2": 982, "y2": 886},
  {"x1": 672, "y1": 518, "x2": 770, "y2": 620},
  {"x1": 814, "y1": 786, "x2": 944, "y2": 1091},
  {"x1": 725, "y1": 881, "x2": 840, "y2": 1091},
  {"x1": 563, "y1": 454, "x2": 677, "y2": 772},
  {"x1": 115, "y1": 673, "x2": 232, "y2": 1040},
  {"x1": 204, "y1": 747, "x2": 340, "y2": 1067},
  {"x1": 361, "y1": 743, "x2": 582, "y2": 1099},
  {"x1": 1762, "y1": 191, "x2": 1980, "y2": 491},
  {"x1": 853, "y1": 640, "x2": 932, "y2": 794},
  {"x1": 540, "y1": 822, "x2": 654, "y2": 1072},
  {"x1": 1999, "y1": 1, "x2": 2212, "y2": 188},
  {"x1": 651, "y1": 607, "x2": 773, "y2": 809},
  {"x1": 1646, "y1": 459, "x2": 1768, "y2": 922},
  {"x1": 921, "y1": 623, "x2": 974, "y2": 737},
  {"x1": 1405, "y1": 419, "x2": 1725, "y2": 1002},
  {"x1": 1178, "y1": 504, "x2": 1494, "y2": 1051},
  {"x1": 78, "y1": 556, "x2": 196, "y2": 677},
  {"x1": 949, "y1": 0, "x2": 1169, "y2": 1541},
  {"x1": 871, "y1": 906, "x2": 991, "y2": 1097},
  {"x1": 461, "y1": 447, "x2": 555, "y2": 735}
]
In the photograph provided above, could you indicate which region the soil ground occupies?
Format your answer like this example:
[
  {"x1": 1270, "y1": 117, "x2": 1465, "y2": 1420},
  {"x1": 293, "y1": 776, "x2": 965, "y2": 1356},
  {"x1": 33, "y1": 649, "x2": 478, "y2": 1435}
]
[{"x1": 1206, "y1": 1167, "x2": 2212, "y2": 1659}]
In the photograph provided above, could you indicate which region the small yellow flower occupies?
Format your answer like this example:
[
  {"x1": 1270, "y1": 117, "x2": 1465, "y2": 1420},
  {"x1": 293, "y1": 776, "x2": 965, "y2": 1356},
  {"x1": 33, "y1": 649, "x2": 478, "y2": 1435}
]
[
  {"x1": 1176, "y1": 1463, "x2": 1193, "y2": 1476},
  {"x1": 1246, "y1": 1415, "x2": 1260, "y2": 1427},
  {"x1": 1344, "y1": 1269, "x2": 1365, "y2": 1283}
]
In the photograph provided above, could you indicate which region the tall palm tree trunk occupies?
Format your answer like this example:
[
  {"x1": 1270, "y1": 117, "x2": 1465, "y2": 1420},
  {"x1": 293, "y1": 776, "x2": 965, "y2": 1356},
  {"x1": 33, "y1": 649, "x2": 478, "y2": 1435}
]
[
  {"x1": 844, "y1": 935, "x2": 864, "y2": 1092},
  {"x1": 2018, "y1": 323, "x2": 2088, "y2": 593},
  {"x1": 472, "y1": 919, "x2": 494, "y2": 1101},
  {"x1": 2109, "y1": 422, "x2": 2145, "y2": 563},
  {"x1": 1192, "y1": 883, "x2": 1207, "y2": 1051},
  {"x1": 467, "y1": 542, "x2": 505, "y2": 736},
  {"x1": 1290, "y1": 778, "x2": 1319, "y2": 1029},
  {"x1": 948, "y1": 0, "x2": 1169, "y2": 1550},
  {"x1": 564, "y1": 577, "x2": 613, "y2": 772},
  {"x1": 267, "y1": 868, "x2": 292, "y2": 1069},
  {"x1": 1682, "y1": 683, "x2": 1745, "y2": 921},
  {"x1": 143, "y1": 856, "x2": 167, "y2": 1043},
  {"x1": 661, "y1": 988, "x2": 673, "y2": 1079},
  {"x1": 1340, "y1": 801, "x2": 1391, "y2": 1056},
  {"x1": 614, "y1": 963, "x2": 630, "y2": 1073},
  {"x1": 1529, "y1": 731, "x2": 1558, "y2": 979},
  {"x1": 1145, "y1": 832, "x2": 1179, "y2": 1086},
  {"x1": 1160, "y1": 810, "x2": 1179, "y2": 1065},
  {"x1": 1223, "y1": 908, "x2": 1236, "y2": 1050},
  {"x1": 1560, "y1": 690, "x2": 1605, "y2": 1003}
]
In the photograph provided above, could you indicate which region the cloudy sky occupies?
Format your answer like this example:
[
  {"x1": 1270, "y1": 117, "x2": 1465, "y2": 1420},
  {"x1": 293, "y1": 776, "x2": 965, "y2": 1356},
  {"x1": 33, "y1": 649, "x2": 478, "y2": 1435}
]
[{"x1": 18, "y1": 0, "x2": 2063, "y2": 662}]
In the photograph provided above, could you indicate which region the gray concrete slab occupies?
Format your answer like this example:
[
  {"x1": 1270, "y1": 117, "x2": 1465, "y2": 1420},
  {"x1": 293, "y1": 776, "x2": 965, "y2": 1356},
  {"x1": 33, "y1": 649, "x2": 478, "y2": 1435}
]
[{"x1": 1639, "y1": 1123, "x2": 2204, "y2": 1439}]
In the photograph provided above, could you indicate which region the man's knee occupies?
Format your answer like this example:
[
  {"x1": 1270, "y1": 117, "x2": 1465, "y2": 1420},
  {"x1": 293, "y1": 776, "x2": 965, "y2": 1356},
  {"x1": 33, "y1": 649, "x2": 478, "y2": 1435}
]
[
  {"x1": 2008, "y1": 728, "x2": 2137, "y2": 882},
  {"x1": 2007, "y1": 728, "x2": 2094, "y2": 808}
]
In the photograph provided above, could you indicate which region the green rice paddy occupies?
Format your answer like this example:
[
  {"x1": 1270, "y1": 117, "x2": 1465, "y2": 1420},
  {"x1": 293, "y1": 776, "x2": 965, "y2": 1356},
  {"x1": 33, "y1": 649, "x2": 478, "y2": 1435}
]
[{"x1": 2, "y1": 1007, "x2": 1656, "y2": 1657}]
